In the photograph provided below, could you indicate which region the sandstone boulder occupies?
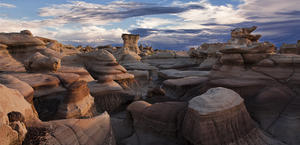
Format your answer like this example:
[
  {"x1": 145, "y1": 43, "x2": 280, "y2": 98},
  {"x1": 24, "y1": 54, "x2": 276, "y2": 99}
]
[{"x1": 25, "y1": 52, "x2": 61, "y2": 72}]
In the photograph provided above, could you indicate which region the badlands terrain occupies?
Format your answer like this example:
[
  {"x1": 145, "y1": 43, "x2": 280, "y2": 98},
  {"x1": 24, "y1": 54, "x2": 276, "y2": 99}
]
[{"x1": 0, "y1": 26, "x2": 300, "y2": 145}]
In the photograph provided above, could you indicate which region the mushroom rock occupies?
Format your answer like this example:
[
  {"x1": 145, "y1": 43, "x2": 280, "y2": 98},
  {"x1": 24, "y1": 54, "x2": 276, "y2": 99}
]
[
  {"x1": 56, "y1": 80, "x2": 96, "y2": 119},
  {"x1": 24, "y1": 112, "x2": 116, "y2": 145},
  {"x1": 182, "y1": 87, "x2": 284, "y2": 145},
  {"x1": 0, "y1": 74, "x2": 34, "y2": 104},
  {"x1": 24, "y1": 52, "x2": 61, "y2": 72},
  {"x1": 126, "y1": 101, "x2": 188, "y2": 145},
  {"x1": 122, "y1": 34, "x2": 140, "y2": 54},
  {"x1": 80, "y1": 49, "x2": 134, "y2": 83},
  {"x1": 58, "y1": 66, "x2": 95, "y2": 82},
  {"x1": 88, "y1": 80, "x2": 134, "y2": 113}
]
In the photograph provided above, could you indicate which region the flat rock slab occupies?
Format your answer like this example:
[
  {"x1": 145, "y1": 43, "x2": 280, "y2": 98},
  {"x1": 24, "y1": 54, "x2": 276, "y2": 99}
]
[
  {"x1": 11, "y1": 73, "x2": 60, "y2": 89},
  {"x1": 0, "y1": 33, "x2": 45, "y2": 47},
  {"x1": 163, "y1": 76, "x2": 208, "y2": 88},
  {"x1": 88, "y1": 81, "x2": 123, "y2": 96},
  {"x1": 159, "y1": 69, "x2": 210, "y2": 79}
]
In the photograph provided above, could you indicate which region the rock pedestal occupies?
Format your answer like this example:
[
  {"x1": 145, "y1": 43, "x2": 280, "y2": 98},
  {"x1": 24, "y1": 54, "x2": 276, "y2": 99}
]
[
  {"x1": 122, "y1": 34, "x2": 140, "y2": 54},
  {"x1": 182, "y1": 87, "x2": 284, "y2": 145}
]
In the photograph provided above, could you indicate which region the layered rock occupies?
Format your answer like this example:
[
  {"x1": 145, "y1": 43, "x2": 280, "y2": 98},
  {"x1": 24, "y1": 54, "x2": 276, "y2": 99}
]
[
  {"x1": 56, "y1": 80, "x2": 96, "y2": 119},
  {"x1": 0, "y1": 43, "x2": 25, "y2": 72},
  {"x1": 162, "y1": 76, "x2": 208, "y2": 99},
  {"x1": 0, "y1": 74, "x2": 34, "y2": 104},
  {"x1": 122, "y1": 34, "x2": 140, "y2": 54},
  {"x1": 88, "y1": 80, "x2": 134, "y2": 113},
  {"x1": 182, "y1": 87, "x2": 284, "y2": 145},
  {"x1": 24, "y1": 52, "x2": 61, "y2": 72},
  {"x1": 80, "y1": 49, "x2": 134, "y2": 83},
  {"x1": 126, "y1": 101, "x2": 188, "y2": 145},
  {"x1": 143, "y1": 50, "x2": 198, "y2": 69},
  {"x1": 24, "y1": 112, "x2": 116, "y2": 145}
]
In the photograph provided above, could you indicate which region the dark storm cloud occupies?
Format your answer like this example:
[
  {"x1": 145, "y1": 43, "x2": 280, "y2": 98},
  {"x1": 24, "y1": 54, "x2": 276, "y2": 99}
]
[{"x1": 39, "y1": 1, "x2": 203, "y2": 25}]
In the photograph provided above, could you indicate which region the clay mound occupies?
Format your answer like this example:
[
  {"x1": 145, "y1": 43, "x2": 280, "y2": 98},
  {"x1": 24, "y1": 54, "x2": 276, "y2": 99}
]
[{"x1": 182, "y1": 87, "x2": 284, "y2": 145}]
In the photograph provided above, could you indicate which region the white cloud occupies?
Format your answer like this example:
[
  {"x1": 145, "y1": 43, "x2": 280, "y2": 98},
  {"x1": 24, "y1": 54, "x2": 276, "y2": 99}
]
[
  {"x1": 135, "y1": 17, "x2": 174, "y2": 29},
  {"x1": 0, "y1": 2, "x2": 16, "y2": 8},
  {"x1": 238, "y1": 0, "x2": 300, "y2": 22},
  {"x1": 174, "y1": 0, "x2": 247, "y2": 25}
]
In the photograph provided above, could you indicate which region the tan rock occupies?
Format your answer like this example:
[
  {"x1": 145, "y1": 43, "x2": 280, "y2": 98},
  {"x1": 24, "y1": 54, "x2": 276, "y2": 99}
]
[
  {"x1": 25, "y1": 52, "x2": 61, "y2": 72},
  {"x1": 0, "y1": 31, "x2": 45, "y2": 47},
  {"x1": 26, "y1": 112, "x2": 116, "y2": 145},
  {"x1": 158, "y1": 69, "x2": 210, "y2": 79},
  {"x1": 0, "y1": 84, "x2": 37, "y2": 123},
  {"x1": 0, "y1": 74, "x2": 34, "y2": 103},
  {"x1": 122, "y1": 34, "x2": 140, "y2": 54},
  {"x1": 56, "y1": 80, "x2": 95, "y2": 119}
]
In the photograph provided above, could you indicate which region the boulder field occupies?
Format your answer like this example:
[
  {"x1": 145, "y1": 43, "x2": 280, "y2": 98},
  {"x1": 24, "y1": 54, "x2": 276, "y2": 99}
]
[{"x1": 0, "y1": 27, "x2": 299, "y2": 145}]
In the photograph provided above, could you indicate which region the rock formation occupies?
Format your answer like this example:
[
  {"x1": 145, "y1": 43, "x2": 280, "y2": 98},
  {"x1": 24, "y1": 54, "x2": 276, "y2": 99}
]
[
  {"x1": 1, "y1": 27, "x2": 300, "y2": 145},
  {"x1": 25, "y1": 52, "x2": 61, "y2": 72},
  {"x1": 182, "y1": 87, "x2": 284, "y2": 145},
  {"x1": 24, "y1": 112, "x2": 116, "y2": 145},
  {"x1": 122, "y1": 34, "x2": 140, "y2": 54}
]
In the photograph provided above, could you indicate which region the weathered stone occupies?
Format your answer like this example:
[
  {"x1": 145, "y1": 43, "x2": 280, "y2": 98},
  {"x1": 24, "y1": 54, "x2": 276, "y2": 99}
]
[
  {"x1": 0, "y1": 74, "x2": 34, "y2": 103},
  {"x1": 0, "y1": 31, "x2": 45, "y2": 47},
  {"x1": 25, "y1": 52, "x2": 61, "y2": 72},
  {"x1": 219, "y1": 53, "x2": 244, "y2": 65},
  {"x1": 158, "y1": 69, "x2": 210, "y2": 79},
  {"x1": 122, "y1": 34, "x2": 140, "y2": 54},
  {"x1": 182, "y1": 87, "x2": 284, "y2": 145},
  {"x1": 26, "y1": 112, "x2": 116, "y2": 145},
  {"x1": 56, "y1": 80, "x2": 95, "y2": 119},
  {"x1": 127, "y1": 101, "x2": 187, "y2": 144}
]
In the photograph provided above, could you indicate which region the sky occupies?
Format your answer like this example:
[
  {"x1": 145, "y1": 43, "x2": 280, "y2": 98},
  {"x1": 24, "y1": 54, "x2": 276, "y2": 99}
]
[{"x1": 0, "y1": 0, "x2": 300, "y2": 50}]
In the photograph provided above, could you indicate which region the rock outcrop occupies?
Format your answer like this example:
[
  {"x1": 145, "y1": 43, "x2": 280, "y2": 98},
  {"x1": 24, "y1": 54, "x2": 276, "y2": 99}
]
[
  {"x1": 126, "y1": 101, "x2": 188, "y2": 145},
  {"x1": 24, "y1": 112, "x2": 116, "y2": 145},
  {"x1": 182, "y1": 87, "x2": 284, "y2": 145},
  {"x1": 56, "y1": 80, "x2": 96, "y2": 119},
  {"x1": 122, "y1": 34, "x2": 140, "y2": 54},
  {"x1": 24, "y1": 52, "x2": 61, "y2": 72}
]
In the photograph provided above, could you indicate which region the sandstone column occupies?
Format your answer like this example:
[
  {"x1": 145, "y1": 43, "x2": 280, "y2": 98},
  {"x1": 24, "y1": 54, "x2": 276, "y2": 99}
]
[{"x1": 122, "y1": 34, "x2": 140, "y2": 54}]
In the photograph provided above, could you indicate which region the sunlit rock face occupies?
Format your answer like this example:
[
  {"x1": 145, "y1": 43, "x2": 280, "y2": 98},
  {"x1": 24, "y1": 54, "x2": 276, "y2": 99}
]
[{"x1": 122, "y1": 34, "x2": 140, "y2": 54}]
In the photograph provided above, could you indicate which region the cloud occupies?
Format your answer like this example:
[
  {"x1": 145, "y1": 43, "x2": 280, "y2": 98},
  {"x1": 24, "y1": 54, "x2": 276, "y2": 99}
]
[
  {"x1": 38, "y1": 1, "x2": 203, "y2": 26},
  {"x1": 0, "y1": 2, "x2": 16, "y2": 8}
]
